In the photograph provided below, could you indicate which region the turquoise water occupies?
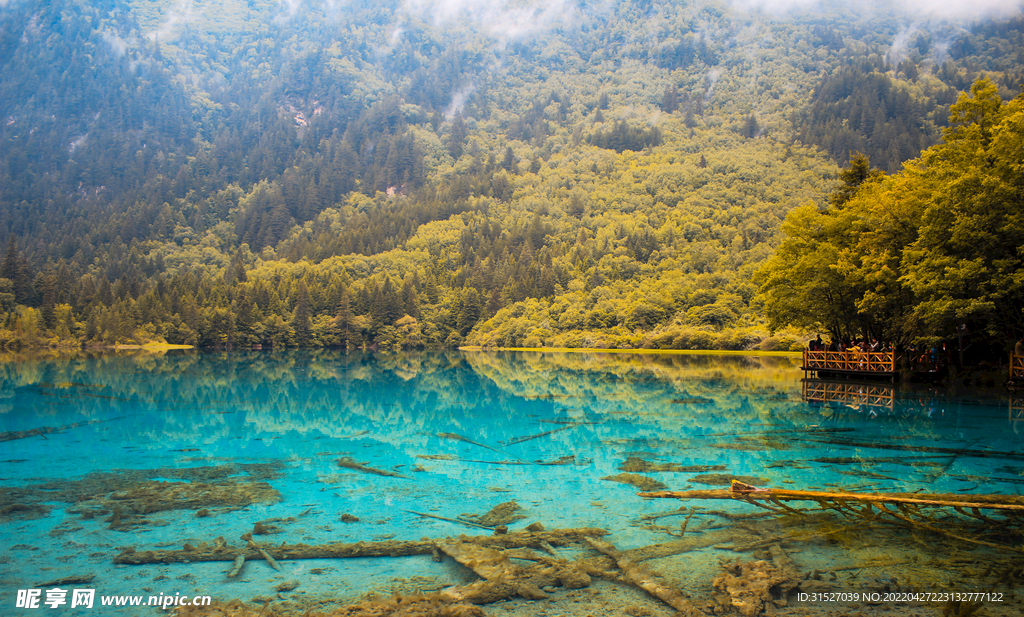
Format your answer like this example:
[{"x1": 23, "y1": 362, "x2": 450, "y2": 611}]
[{"x1": 1, "y1": 350, "x2": 1022, "y2": 615}]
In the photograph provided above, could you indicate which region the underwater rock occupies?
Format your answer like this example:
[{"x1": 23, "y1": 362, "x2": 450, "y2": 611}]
[
  {"x1": 601, "y1": 473, "x2": 667, "y2": 491},
  {"x1": 0, "y1": 503, "x2": 50, "y2": 520},
  {"x1": 619, "y1": 457, "x2": 727, "y2": 473},
  {"x1": 712, "y1": 559, "x2": 795, "y2": 617},
  {"x1": 341, "y1": 513, "x2": 360, "y2": 523},
  {"x1": 462, "y1": 501, "x2": 526, "y2": 527},
  {"x1": 104, "y1": 479, "x2": 280, "y2": 521}
]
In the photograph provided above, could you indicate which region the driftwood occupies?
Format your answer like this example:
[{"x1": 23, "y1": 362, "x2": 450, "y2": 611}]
[
  {"x1": 584, "y1": 536, "x2": 706, "y2": 617},
  {"x1": 226, "y1": 554, "x2": 245, "y2": 578},
  {"x1": 33, "y1": 575, "x2": 95, "y2": 587},
  {"x1": 797, "y1": 437, "x2": 1024, "y2": 461},
  {"x1": 337, "y1": 457, "x2": 411, "y2": 479},
  {"x1": 436, "y1": 540, "x2": 591, "y2": 604},
  {"x1": 401, "y1": 509, "x2": 494, "y2": 530},
  {"x1": 0, "y1": 418, "x2": 115, "y2": 442},
  {"x1": 642, "y1": 483, "x2": 1024, "y2": 553},
  {"x1": 501, "y1": 425, "x2": 578, "y2": 446},
  {"x1": 113, "y1": 527, "x2": 608, "y2": 565},
  {"x1": 436, "y1": 432, "x2": 503, "y2": 454},
  {"x1": 640, "y1": 485, "x2": 1024, "y2": 513}
]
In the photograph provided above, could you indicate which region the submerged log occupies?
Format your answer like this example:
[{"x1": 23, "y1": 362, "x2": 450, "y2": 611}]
[
  {"x1": 113, "y1": 527, "x2": 608, "y2": 565},
  {"x1": 226, "y1": 554, "x2": 245, "y2": 578},
  {"x1": 337, "y1": 457, "x2": 412, "y2": 479},
  {"x1": 584, "y1": 536, "x2": 706, "y2": 617},
  {"x1": 436, "y1": 541, "x2": 590, "y2": 603},
  {"x1": 640, "y1": 486, "x2": 1024, "y2": 513},
  {"x1": 0, "y1": 418, "x2": 117, "y2": 442},
  {"x1": 501, "y1": 425, "x2": 578, "y2": 446},
  {"x1": 642, "y1": 484, "x2": 1024, "y2": 553},
  {"x1": 401, "y1": 509, "x2": 493, "y2": 530},
  {"x1": 436, "y1": 432, "x2": 503, "y2": 454}
]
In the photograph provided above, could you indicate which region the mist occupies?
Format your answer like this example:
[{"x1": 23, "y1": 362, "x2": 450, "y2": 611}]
[
  {"x1": 396, "y1": 0, "x2": 1022, "y2": 34},
  {"x1": 400, "y1": 0, "x2": 584, "y2": 39}
]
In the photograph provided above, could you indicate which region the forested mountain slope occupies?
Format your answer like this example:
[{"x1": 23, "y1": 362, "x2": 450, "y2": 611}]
[{"x1": 0, "y1": 0, "x2": 1021, "y2": 350}]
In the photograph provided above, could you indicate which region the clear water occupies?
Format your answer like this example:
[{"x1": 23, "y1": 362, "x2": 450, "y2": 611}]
[{"x1": 1, "y1": 350, "x2": 1022, "y2": 615}]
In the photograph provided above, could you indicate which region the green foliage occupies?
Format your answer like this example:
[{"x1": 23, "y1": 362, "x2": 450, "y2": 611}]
[
  {"x1": 795, "y1": 60, "x2": 954, "y2": 172},
  {"x1": 761, "y1": 77, "x2": 1024, "y2": 351}
]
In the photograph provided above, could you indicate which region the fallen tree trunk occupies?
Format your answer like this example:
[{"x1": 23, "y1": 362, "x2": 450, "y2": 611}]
[
  {"x1": 113, "y1": 527, "x2": 608, "y2": 565},
  {"x1": 641, "y1": 484, "x2": 1024, "y2": 553},
  {"x1": 436, "y1": 541, "x2": 591, "y2": 604},
  {"x1": 584, "y1": 536, "x2": 706, "y2": 617},
  {"x1": 640, "y1": 487, "x2": 1024, "y2": 513}
]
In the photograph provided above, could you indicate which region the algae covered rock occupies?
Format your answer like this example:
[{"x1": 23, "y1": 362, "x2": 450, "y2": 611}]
[{"x1": 601, "y1": 473, "x2": 667, "y2": 491}]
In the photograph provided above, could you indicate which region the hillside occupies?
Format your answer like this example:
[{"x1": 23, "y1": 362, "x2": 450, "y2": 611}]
[{"x1": 0, "y1": 0, "x2": 1021, "y2": 350}]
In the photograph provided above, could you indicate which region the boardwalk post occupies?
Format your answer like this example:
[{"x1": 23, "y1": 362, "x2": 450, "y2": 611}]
[{"x1": 1011, "y1": 353, "x2": 1024, "y2": 382}]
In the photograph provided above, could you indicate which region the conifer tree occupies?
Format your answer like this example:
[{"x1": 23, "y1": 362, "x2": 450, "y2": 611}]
[{"x1": 293, "y1": 280, "x2": 312, "y2": 345}]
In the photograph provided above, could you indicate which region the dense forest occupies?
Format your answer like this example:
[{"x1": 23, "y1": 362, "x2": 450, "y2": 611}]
[
  {"x1": 0, "y1": 0, "x2": 1022, "y2": 353},
  {"x1": 760, "y1": 78, "x2": 1024, "y2": 361}
]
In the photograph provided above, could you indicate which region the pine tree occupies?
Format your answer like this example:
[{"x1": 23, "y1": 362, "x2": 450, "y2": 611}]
[
  {"x1": 829, "y1": 153, "x2": 880, "y2": 207},
  {"x1": 661, "y1": 85, "x2": 679, "y2": 113},
  {"x1": 293, "y1": 280, "x2": 312, "y2": 345},
  {"x1": 448, "y1": 112, "x2": 467, "y2": 159},
  {"x1": 336, "y1": 288, "x2": 353, "y2": 348}
]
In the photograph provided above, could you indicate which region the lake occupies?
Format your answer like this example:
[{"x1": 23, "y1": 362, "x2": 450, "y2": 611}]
[{"x1": 1, "y1": 350, "x2": 1021, "y2": 616}]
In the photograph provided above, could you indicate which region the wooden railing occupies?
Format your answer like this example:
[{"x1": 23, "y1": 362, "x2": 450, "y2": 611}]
[
  {"x1": 803, "y1": 350, "x2": 896, "y2": 373},
  {"x1": 802, "y1": 380, "x2": 894, "y2": 411},
  {"x1": 1010, "y1": 396, "x2": 1024, "y2": 434},
  {"x1": 1012, "y1": 354, "x2": 1024, "y2": 380}
]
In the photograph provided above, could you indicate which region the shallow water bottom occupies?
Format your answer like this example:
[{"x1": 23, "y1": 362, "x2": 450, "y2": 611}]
[{"x1": 2, "y1": 350, "x2": 1023, "y2": 615}]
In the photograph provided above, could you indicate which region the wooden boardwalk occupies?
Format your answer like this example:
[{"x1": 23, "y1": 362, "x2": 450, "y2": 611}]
[
  {"x1": 802, "y1": 350, "x2": 897, "y2": 381},
  {"x1": 1012, "y1": 354, "x2": 1024, "y2": 381},
  {"x1": 1010, "y1": 396, "x2": 1024, "y2": 435},
  {"x1": 802, "y1": 379, "x2": 894, "y2": 412}
]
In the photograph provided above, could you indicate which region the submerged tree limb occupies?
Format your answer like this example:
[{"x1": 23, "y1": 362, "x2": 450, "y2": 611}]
[
  {"x1": 584, "y1": 536, "x2": 706, "y2": 617},
  {"x1": 640, "y1": 487, "x2": 1024, "y2": 513},
  {"x1": 113, "y1": 527, "x2": 608, "y2": 565},
  {"x1": 436, "y1": 540, "x2": 591, "y2": 604},
  {"x1": 642, "y1": 485, "x2": 1024, "y2": 553}
]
